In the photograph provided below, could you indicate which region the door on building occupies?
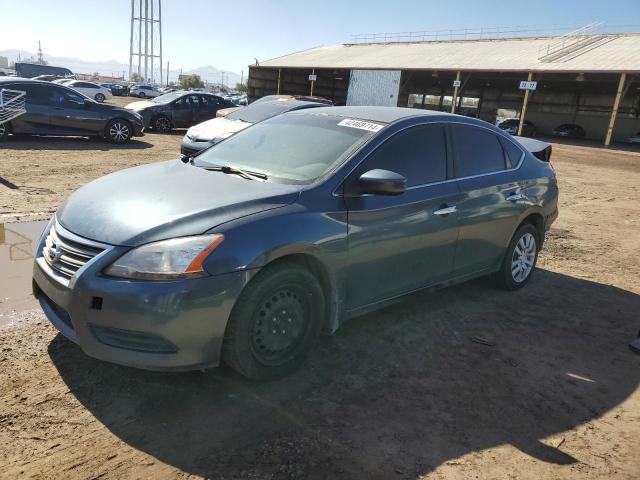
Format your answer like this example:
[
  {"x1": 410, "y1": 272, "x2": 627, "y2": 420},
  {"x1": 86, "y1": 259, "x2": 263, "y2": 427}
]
[{"x1": 346, "y1": 70, "x2": 401, "y2": 107}]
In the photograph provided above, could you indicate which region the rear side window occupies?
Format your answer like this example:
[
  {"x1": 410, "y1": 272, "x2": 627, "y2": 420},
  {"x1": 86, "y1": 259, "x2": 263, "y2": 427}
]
[
  {"x1": 18, "y1": 84, "x2": 52, "y2": 105},
  {"x1": 361, "y1": 125, "x2": 447, "y2": 187},
  {"x1": 452, "y1": 125, "x2": 507, "y2": 177}
]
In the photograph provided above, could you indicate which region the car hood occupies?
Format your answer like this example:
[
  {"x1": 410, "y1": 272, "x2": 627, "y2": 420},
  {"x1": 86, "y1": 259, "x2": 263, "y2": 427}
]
[
  {"x1": 57, "y1": 160, "x2": 300, "y2": 247},
  {"x1": 188, "y1": 117, "x2": 249, "y2": 140},
  {"x1": 125, "y1": 100, "x2": 158, "y2": 111}
]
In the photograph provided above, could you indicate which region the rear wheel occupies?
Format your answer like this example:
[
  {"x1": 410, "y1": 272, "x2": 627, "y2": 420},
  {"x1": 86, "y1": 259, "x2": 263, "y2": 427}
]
[
  {"x1": 222, "y1": 262, "x2": 325, "y2": 379},
  {"x1": 153, "y1": 115, "x2": 172, "y2": 133},
  {"x1": 138, "y1": 92, "x2": 146, "y2": 98},
  {"x1": 497, "y1": 224, "x2": 539, "y2": 290},
  {"x1": 94, "y1": 93, "x2": 105, "y2": 103},
  {"x1": 106, "y1": 119, "x2": 131, "y2": 143},
  {"x1": 0, "y1": 122, "x2": 9, "y2": 141}
]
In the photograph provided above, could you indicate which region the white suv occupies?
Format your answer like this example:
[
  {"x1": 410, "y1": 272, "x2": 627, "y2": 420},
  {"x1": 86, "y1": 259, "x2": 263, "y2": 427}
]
[{"x1": 130, "y1": 85, "x2": 161, "y2": 98}]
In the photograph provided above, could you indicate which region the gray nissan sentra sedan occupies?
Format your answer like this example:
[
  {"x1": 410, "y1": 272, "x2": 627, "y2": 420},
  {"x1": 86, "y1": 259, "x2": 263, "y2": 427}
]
[{"x1": 33, "y1": 106, "x2": 558, "y2": 379}]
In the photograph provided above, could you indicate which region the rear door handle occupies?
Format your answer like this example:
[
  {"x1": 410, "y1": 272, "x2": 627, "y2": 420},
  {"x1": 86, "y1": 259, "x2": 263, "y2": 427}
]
[
  {"x1": 433, "y1": 205, "x2": 457, "y2": 216},
  {"x1": 506, "y1": 192, "x2": 527, "y2": 202}
]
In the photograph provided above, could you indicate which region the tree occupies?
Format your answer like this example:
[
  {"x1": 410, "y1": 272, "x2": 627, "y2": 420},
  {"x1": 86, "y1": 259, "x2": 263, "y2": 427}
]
[
  {"x1": 235, "y1": 83, "x2": 248, "y2": 93},
  {"x1": 180, "y1": 74, "x2": 204, "y2": 89},
  {"x1": 130, "y1": 72, "x2": 143, "y2": 83}
]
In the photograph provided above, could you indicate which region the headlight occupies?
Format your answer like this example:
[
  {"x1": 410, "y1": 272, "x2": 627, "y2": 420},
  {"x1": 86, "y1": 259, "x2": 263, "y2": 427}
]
[{"x1": 104, "y1": 234, "x2": 224, "y2": 280}]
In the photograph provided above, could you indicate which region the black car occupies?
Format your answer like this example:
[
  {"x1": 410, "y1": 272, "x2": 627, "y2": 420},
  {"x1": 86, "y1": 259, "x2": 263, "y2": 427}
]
[
  {"x1": 0, "y1": 79, "x2": 144, "y2": 143},
  {"x1": 552, "y1": 123, "x2": 586, "y2": 139},
  {"x1": 497, "y1": 118, "x2": 537, "y2": 137},
  {"x1": 125, "y1": 90, "x2": 237, "y2": 133}
]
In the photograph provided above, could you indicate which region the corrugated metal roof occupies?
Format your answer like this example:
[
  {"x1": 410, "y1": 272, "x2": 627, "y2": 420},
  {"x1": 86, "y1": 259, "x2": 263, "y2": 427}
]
[{"x1": 257, "y1": 34, "x2": 640, "y2": 73}]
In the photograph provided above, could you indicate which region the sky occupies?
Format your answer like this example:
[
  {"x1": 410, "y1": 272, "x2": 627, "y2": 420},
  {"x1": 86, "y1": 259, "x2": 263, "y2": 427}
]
[{"x1": 1, "y1": 0, "x2": 639, "y2": 76}]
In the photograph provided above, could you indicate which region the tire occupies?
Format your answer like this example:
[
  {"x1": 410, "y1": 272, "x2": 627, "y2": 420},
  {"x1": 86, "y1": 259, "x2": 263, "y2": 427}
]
[
  {"x1": 95, "y1": 93, "x2": 105, "y2": 103},
  {"x1": 153, "y1": 115, "x2": 172, "y2": 133},
  {"x1": 105, "y1": 119, "x2": 131, "y2": 144},
  {"x1": 496, "y1": 223, "x2": 540, "y2": 290},
  {"x1": 138, "y1": 92, "x2": 146, "y2": 98},
  {"x1": 0, "y1": 122, "x2": 9, "y2": 141},
  {"x1": 222, "y1": 262, "x2": 325, "y2": 379}
]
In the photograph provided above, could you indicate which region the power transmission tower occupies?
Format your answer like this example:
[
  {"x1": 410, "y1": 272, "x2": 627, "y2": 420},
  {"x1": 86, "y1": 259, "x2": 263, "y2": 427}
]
[
  {"x1": 128, "y1": 0, "x2": 163, "y2": 85},
  {"x1": 37, "y1": 41, "x2": 45, "y2": 64}
]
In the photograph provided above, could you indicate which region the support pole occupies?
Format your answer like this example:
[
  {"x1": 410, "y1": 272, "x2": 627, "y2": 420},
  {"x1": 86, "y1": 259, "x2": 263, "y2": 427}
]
[
  {"x1": 450, "y1": 71, "x2": 460, "y2": 113},
  {"x1": 150, "y1": 0, "x2": 154, "y2": 84},
  {"x1": 159, "y1": 0, "x2": 163, "y2": 87},
  {"x1": 310, "y1": 68, "x2": 315, "y2": 96},
  {"x1": 166, "y1": 60, "x2": 169, "y2": 86},
  {"x1": 517, "y1": 71, "x2": 533, "y2": 136},
  {"x1": 128, "y1": 0, "x2": 134, "y2": 80},
  {"x1": 605, "y1": 73, "x2": 626, "y2": 146},
  {"x1": 144, "y1": 0, "x2": 149, "y2": 81},
  {"x1": 277, "y1": 68, "x2": 281, "y2": 94},
  {"x1": 137, "y1": 0, "x2": 142, "y2": 78}
]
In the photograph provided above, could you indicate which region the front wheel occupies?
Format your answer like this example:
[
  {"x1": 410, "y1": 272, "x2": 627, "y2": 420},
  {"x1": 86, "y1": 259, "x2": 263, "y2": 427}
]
[
  {"x1": 153, "y1": 115, "x2": 172, "y2": 133},
  {"x1": 106, "y1": 119, "x2": 131, "y2": 143},
  {"x1": 95, "y1": 93, "x2": 105, "y2": 103},
  {"x1": 138, "y1": 92, "x2": 146, "y2": 98},
  {"x1": 497, "y1": 224, "x2": 539, "y2": 290},
  {"x1": 222, "y1": 262, "x2": 325, "y2": 379}
]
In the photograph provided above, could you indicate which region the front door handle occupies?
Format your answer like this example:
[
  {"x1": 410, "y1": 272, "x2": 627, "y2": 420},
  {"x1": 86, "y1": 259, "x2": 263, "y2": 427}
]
[
  {"x1": 506, "y1": 192, "x2": 527, "y2": 202},
  {"x1": 433, "y1": 205, "x2": 457, "y2": 216}
]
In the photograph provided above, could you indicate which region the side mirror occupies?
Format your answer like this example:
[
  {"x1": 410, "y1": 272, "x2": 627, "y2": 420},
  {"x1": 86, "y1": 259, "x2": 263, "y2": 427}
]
[{"x1": 358, "y1": 169, "x2": 406, "y2": 196}]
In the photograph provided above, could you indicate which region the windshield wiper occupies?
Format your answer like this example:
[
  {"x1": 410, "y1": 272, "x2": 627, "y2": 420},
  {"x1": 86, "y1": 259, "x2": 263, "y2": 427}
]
[{"x1": 201, "y1": 164, "x2": 268, "y2": 181}]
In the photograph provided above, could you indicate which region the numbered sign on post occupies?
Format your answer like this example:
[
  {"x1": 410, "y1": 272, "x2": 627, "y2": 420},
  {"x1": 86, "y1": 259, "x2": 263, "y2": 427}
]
[
  {"x1": 519, "y1": 81, "x2": 537, "y2": 90},
  {"x1": 452, "y1": 80, "x2": 461, "y2": 87},
  {"x1": 308, "y1": 74, "x2": 317, "y2": 81}
]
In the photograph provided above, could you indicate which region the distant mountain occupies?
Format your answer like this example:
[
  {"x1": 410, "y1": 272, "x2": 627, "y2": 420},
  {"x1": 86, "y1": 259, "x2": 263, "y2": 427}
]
[{"x1": 0, "y1": 49, "x2": 243, "y2": 86}]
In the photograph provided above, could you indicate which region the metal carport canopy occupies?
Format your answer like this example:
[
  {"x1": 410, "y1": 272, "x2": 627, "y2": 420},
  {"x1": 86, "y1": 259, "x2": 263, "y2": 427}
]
[{"x1": 255, "y1": 34, "x2": 640, "y2": 74}]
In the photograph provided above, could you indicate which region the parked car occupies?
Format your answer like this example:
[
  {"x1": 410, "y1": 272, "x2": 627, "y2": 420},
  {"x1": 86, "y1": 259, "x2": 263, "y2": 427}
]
[
  {"x1": 252, "y1": 94, "x2": 334, "y2": 106},
  {"x1": 0, "y1": 78, "x2": 144, "y2": 143},
  {"x1": 552, "y1": 123, "x2": 586, "y2": 139},
  {"x1": 126, "y1": 90, "x2": 237, "y2": 133},
  {"x1": 53, "y1": 78, "x2": 73, "y2": 85},
  {"x1": 101, "y1": 83, "x2": 126, "y2": 96},
  {"x1": 64, "y1": 80, "x2": 113, "y2": 102},
  {"x1": 497, "y1": 118, "x2": 537, "y2": 137},
  {"x1": 216, "y1": 106, "x2": 242, "y2": 118},
  {"x1": 32, "y1": 106, "x2": 558, "y2": 379},
  {"x1": 629, "y1": 132, "x2": 640, "y2": 144},
  {"x1": 181, "y1": 98, "x2": 330, "y2": 155},
  {"x1": 129, "y1": 85, "x2": 161, "y2": 98}
]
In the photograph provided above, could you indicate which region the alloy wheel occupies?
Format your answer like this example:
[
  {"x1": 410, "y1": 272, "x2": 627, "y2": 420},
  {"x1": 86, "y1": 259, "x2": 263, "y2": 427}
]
[
  {"x1": 0, "y1": 123, "x2": 6, "y2": 138},
  {"x1": 511, "y1": 232, "x2": 536, "y2": 283},
  {"x1": 155, "y1": 117, "x2": 171, "y2": 133},
  {"x1": 95, "y1": 94, "x2": 105, "y2": 103},
  {"x1": 249, "y1": 287, "x2": 309, "y2": 366},
  {"x1": 109, "y1": 122, "x2": 130, "y2": 143}
]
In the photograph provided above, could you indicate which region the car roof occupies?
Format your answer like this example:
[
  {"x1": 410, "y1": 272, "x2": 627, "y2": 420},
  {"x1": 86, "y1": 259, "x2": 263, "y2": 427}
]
[{"x1": 287, "y1": 105, "x2": 458, "y2": 124}]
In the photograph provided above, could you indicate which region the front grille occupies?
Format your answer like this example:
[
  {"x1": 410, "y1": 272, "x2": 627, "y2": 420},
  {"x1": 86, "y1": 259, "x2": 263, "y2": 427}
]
[{"x1": 42, "y1": 224, "x2": 105, "y2": 281}]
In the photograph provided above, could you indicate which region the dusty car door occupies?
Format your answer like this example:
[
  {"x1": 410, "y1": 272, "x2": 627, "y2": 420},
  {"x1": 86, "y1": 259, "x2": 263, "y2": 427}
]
[
  {"x1": 450, "y1": 124, "x2": 529, "y2": 276},
  {"x1": 171, "y1": 95, "x2": 195, "y2": 127},
  {"x1": 7, "y1": 83, "x2": 51, "y2": 134},
  {"x1": 344, "y1": 124, "x2": 462, "y2": 309},
  {"x1": 48, "y1": 87, "x2": 105, "y2": 134}
]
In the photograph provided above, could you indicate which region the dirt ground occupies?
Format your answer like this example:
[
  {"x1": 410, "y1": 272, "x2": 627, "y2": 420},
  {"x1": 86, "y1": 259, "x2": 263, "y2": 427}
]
[{"x1": 1, "y1": 107, "x2": 640, "y2": 479}]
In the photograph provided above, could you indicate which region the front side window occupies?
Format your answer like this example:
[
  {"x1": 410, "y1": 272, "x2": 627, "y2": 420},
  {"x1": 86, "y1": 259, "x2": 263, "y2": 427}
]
[
  {"x1": 195, "y1": 114, "x2": 379, "y2": 183},
  {"x1": 452, "y1": 125, "x2": 507, "y2": 178},
  {"x1": 357, "y1": 125, "x2": 447, "y2": 187}
]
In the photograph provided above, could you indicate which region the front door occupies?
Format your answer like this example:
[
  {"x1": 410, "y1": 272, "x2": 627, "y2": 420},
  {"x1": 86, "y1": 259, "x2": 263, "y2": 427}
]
[
  {"x1": 344, "y1": 125, "x2": 461, "y2": 309},
  {"x1": 48, "y1": 87, "x2": 105, "y2": 134},
  {"x1": 171, "y1": 95, "x2": 196, "y2": 127}
]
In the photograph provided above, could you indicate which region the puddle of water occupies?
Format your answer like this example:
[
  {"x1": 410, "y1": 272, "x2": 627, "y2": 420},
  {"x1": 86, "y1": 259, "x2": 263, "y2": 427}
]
[{"x1": 0, "y1": 220, "x2": 47, "y2": 324}]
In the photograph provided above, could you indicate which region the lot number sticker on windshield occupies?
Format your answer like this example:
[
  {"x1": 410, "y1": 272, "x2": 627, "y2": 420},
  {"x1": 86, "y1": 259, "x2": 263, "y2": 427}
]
[{"x1": 338, "y1": 118, "x2": 384, "y2": 132}]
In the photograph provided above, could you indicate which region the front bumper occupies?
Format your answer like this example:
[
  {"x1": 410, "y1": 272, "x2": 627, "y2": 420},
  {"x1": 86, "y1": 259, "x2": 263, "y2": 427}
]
[
  {"x1": 32, "y1": 228, "x2": 249, "y2": 371},
  {"x1": 181, "y1": 137, "x2": 214, "y2": 156}
]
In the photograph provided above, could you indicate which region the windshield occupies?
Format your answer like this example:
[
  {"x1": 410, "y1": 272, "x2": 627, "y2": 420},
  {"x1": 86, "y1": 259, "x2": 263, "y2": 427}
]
[
  {"x1": 152, "y1": 91, "x2": 183, "y2": 103},
  {"x1": 194, "y1": 113, "x2": 381, "y2": 183},
  {"x1": 225, "y1": 100, "x2": 309, "y2": 124}
]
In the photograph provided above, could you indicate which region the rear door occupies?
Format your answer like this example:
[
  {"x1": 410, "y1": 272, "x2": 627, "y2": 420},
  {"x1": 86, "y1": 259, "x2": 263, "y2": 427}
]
[
  {"x1": 7, "y1": 83, "x2": 51, "y2": 134},
  {"x1": 450, "y1": 124, "x2": 528, "y2": 276},
  {"x1": 344, "y1": 124, "x2": 461, "y2": 309},
  {"x1": 196, "y1": 95, "x2": 221, "y2": 122}
]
